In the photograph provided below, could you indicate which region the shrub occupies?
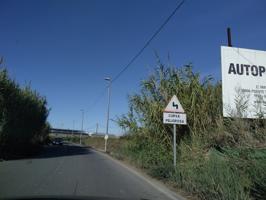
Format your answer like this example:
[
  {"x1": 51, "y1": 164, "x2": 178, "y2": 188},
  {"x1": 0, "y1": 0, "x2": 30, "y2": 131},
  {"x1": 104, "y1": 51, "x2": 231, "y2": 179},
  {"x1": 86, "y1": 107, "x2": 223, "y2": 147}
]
[
  {"x1": 116, "y1": 61, "x2": 266, "y2": 199},
  {"x1": 0, "y1": 68, "x2": 49, "y2": 156},
  {"x1": 177, "y1": 140, "x2": 250, "y2": 200}
]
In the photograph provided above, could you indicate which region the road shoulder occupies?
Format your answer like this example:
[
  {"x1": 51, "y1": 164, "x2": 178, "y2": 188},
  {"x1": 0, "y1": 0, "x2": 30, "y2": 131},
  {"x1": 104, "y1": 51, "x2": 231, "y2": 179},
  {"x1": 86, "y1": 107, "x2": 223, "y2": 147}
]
[{"x1": 91, "y1": 147, "x2": 187, "y2": 200}]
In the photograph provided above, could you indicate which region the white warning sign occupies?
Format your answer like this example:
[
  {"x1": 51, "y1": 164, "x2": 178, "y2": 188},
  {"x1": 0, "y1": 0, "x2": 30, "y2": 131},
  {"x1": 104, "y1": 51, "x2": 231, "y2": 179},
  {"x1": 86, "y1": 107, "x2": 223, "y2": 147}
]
[
  {"x1": 164, "y1": 95, "x2": 185, "y2": 113},
  {"x1": 163, "y1": 95, "x2": 187, "y2": 125}
]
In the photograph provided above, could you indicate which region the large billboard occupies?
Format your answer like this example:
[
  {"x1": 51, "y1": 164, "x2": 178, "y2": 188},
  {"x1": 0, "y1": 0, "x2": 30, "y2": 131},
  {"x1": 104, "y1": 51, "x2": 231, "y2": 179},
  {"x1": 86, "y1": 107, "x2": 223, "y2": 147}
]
[{"x1": 221, "y1": 46, "x2": 266, "y2": 118}]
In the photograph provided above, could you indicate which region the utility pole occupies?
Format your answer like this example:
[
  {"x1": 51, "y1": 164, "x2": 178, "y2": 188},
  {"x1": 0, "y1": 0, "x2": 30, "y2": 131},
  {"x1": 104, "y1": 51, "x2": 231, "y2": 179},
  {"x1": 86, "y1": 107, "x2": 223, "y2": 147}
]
[
  {"x1": 104, "y1": 77, "x2": 112, "y2": 152},
  {"x1": 96, "y1": 123, "x2": 98, "y2": 134},
  {"x1": 80, "y1": 109, "x2": 84, "y2": 145}
]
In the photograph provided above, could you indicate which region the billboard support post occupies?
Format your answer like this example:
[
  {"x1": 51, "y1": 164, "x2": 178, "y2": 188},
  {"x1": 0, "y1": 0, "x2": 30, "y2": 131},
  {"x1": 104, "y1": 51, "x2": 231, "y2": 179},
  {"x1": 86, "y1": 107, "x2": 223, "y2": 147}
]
[{"x1": 227, "y1": 27, "x2": 232, "y2": 47}]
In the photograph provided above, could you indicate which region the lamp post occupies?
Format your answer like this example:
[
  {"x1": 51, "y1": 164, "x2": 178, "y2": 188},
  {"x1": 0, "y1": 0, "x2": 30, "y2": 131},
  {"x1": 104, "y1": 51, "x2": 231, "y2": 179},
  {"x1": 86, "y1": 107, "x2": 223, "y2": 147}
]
[
  {"x1": 104, "y1": 77, "x2": 111, "y2": 152},
  {"x1": 72, "y1": 120, "x2": 75, "y2": 137},
  {"x1": 96, "y1": 123, "x2": 98, "y2": 134},
  {"x1": 80, "y1": 109, "x2": 84, "y2": 145}
]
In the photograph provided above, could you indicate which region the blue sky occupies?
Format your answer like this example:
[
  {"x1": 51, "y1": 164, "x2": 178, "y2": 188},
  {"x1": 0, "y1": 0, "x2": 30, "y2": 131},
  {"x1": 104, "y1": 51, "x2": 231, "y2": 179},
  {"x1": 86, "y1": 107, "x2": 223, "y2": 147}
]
[{"x1": 1, "y1": 0, "x2": 266, "y2": 135}]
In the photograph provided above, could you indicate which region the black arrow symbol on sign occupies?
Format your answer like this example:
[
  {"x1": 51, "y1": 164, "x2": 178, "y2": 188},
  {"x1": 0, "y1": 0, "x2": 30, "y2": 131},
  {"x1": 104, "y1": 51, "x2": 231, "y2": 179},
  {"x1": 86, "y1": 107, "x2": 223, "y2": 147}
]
[{"x1": 172, "y1": 102, "x2": 178, "y2": 109}]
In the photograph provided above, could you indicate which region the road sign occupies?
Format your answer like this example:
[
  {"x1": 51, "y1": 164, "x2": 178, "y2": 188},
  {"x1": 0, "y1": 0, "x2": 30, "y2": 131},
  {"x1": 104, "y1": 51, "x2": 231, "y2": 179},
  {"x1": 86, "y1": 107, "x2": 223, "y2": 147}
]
[
  {"x1": 164, "y1": 95, "x2": 184, "y2": 113},
  {"x1": 163, "y1": 112, "x2": 187, "y2": 125},
  {"x1": 163, "y1": 95, "x2": 187, "y2": 167},
  {"x1": 104, "y1": 134, "x2": 108, "y2": 140}
]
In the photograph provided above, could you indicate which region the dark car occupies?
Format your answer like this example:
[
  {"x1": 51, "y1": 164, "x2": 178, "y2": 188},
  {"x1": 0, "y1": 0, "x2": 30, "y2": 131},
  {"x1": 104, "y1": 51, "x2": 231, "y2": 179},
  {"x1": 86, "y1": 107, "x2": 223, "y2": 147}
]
[{"x1": 52, "y1": 137, "x2": 63, "y2": 145}]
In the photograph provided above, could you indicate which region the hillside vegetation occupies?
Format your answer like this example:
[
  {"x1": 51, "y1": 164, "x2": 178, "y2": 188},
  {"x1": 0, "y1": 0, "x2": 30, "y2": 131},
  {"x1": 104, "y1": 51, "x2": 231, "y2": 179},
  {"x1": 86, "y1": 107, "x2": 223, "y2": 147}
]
[
  {"x1": 112, "y1": 63, "x2": 266, "y2": 199},
  {"x1": 0, "y1": 62, "x2": 50, "y2": 158}
]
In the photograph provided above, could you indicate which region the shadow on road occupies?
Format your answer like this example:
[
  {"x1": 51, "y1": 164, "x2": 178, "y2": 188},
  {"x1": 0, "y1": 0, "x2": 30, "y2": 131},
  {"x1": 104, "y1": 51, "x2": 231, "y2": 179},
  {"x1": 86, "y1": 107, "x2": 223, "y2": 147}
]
[
  {"x1": 1, "y1": 143, "x2": 92, "y2": 161},
  {"x1": 32, "y1": 143, "x2": 92, "y2": 159}
]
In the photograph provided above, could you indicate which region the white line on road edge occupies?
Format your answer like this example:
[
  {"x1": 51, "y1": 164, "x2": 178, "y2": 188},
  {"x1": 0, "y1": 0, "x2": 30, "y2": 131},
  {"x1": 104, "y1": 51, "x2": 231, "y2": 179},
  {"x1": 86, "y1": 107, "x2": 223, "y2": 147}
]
[{"x1": 91, "y1": 148, "x2": 186, "y2": 200}]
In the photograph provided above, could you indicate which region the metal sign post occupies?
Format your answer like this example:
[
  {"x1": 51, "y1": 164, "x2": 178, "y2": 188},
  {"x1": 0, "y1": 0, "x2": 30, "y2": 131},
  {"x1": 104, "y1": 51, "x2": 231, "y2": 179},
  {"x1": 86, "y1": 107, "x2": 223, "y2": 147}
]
[
  {"x1": 163, "y1": 95, "x2": 187, "y2": 167},
  {"x1": 104, "y1": 134, "x2": 108, "y2": 152},
  {"x1": 173, "y1": 124, "x2": 176, "y2": 167},
  {"x1": 104, "y1": 139, "x2": 107, "y2": 152}
]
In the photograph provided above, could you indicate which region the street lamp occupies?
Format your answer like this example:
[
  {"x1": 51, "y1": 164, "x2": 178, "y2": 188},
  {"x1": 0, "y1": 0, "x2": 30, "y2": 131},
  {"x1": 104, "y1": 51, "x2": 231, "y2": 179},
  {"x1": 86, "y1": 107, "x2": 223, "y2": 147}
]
[
  {"x1": 104, "y1": 77, "x2": 111, "y2": 152},
  {"x1": 80, "y1": 109, "x2": 84, "y2": 145},
  {"x1": 72, "y1": 120, "x2": 75, "y2": 137}
]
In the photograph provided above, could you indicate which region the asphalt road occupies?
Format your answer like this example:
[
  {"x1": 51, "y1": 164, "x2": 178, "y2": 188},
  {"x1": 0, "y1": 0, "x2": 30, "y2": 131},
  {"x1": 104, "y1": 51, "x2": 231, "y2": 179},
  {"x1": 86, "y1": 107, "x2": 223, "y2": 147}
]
[{"x1": 0, "y1": 143, "x2": 180, "y2": 200}]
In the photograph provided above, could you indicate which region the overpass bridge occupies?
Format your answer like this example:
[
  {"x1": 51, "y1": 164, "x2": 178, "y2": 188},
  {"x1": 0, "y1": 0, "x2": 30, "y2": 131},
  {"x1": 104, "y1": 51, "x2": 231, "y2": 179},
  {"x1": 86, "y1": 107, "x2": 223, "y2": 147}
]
[
  {"x1": 50, "y1": 128, "x2": 119, "y2": 138},
  {"x1": 50, "y1": 128, "x2": 88, "y2": 137}
]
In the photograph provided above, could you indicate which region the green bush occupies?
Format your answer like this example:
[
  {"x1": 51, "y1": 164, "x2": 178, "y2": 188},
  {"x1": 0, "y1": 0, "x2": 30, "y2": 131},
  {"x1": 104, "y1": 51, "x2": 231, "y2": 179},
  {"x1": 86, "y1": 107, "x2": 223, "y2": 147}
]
[
  {"x1": 176, "y1": 141, "x2": 250, "y2": 200},
  {"x1": 224, "y1": 148, "x2": 266, "y2": 200},
  {"x1": 117, "y1": 64, "x2": 223, "y2": 145},
  {"x1": 116, "y1": 61, "x2": 266, "y2": 199},
  {"x1": 116, "y1": 135, "x2": 265, "y2": 200},
  {"x1": 64, "y1": 136, "x2": 81, "y2": 144},
  {"x1": 0, "y1": 68, "x2": 49, "y2": 156},
  {"x1": 122, "y1": 133, "x2": 172, "y2": 169}
]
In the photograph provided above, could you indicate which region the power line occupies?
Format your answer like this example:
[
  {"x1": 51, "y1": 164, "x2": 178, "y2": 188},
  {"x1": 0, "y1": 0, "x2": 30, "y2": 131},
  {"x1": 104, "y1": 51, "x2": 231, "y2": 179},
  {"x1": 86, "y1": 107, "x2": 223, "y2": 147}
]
[
  {"x1": 86, "y1": 0, "x2": 185, "y2": 112},
  {"x1": 111, "y1": 0, "x2": 186, "y2": 83},
  {"x1": 86, "y1": 87, "x2": 107, "y2": 111}
]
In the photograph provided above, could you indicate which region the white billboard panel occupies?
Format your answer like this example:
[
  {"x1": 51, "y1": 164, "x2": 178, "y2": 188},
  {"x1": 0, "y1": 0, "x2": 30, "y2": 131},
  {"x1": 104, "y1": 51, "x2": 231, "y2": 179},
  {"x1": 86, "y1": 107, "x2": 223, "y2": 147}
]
[{"x1": 221, "y1": 46, "x2": 266, "y2": 118}]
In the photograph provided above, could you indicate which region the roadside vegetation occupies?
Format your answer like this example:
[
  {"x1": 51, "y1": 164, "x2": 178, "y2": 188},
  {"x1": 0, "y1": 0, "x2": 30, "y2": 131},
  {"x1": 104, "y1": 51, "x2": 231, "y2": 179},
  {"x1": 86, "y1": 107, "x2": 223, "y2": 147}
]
[
  {"x1": 0, "y1": 60, "x2": 50, "y2": 158},
  {"x1": 85, "y1": 61, "x2": 266, "y2": 200}
]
